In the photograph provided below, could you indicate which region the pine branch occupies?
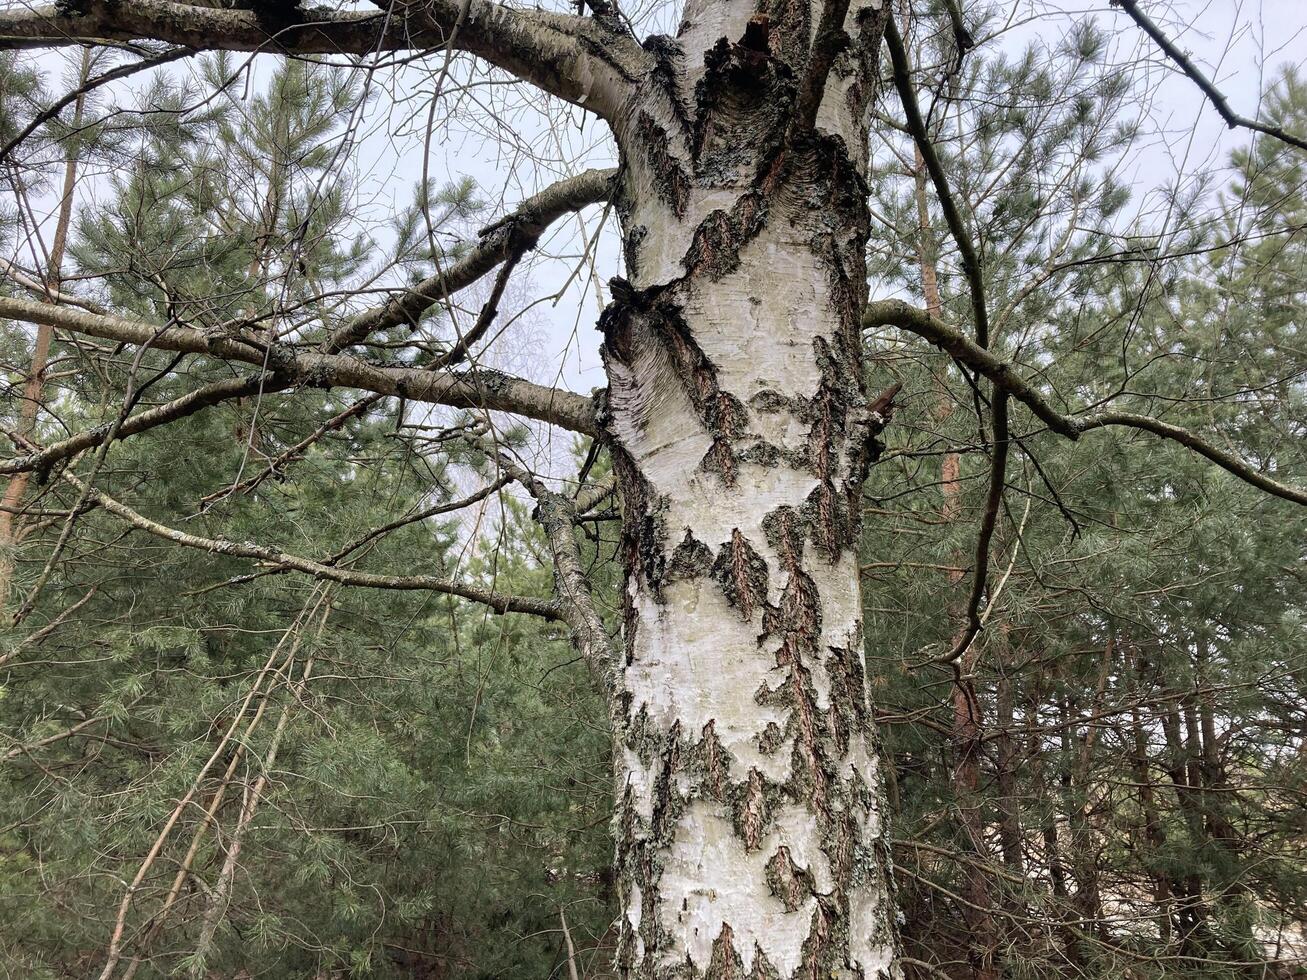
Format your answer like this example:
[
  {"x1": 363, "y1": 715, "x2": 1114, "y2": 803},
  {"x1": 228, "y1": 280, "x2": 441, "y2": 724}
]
[{"x1": 0, "y1": 45, "x2": 195, "y2": 166}]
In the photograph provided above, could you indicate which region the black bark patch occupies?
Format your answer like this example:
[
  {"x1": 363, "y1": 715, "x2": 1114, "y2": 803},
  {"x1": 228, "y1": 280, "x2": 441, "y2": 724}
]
[
  {"x1": 692, "y1": 33, "x2": 794, "y2": 181},
  {"x1": 666, "y1": 529, "x2": 715, "y2": 585},
  {"x1": 697, "y1": 720, "x2": 730, "y2": 802},
  {"x1": 798, "y1": 898, "x2": 839, "y2": 980},
  {"x1": 706, "y1": 923, "x2": 747, "y2": 980},
  {"x1": 711, "y1": 529, "x2": 770, "y2": 621},
  {"x1": 761, "y1": 505, "x2": 809, "y2": 568},
  {"x1": 733, "y1": 767, "x2": 773, "y2": 851},
  {"x1": 735, "y1": 438, "x2": 784, "y2": 468},
  {"x1": 638, "y1": 111, "x2": 692, "y2": 218},
  {"x1": 650, "y1": 720, "x2": 685, "y2": 841},
  {"x1": 759, "y1": 0, "x2": 811, "y2": 64},
  {"x1": 766, "y1": 845, "x2": 815, "y2": 913},
  {"x1": 749, "y1": 388, "x2": 809, "y2": 416},
  {"x1": 700, "y1": 434, "x2": 739, "y2": 485},
  {"x1": 758, "y1": 720, "x2": 786, "y2": 755},
  {"x1": 791, "y1": 334, "x2": 868, "y2": 561},
  {"x1": 682, "y1": 196, "x2": 768, "y2": 281},
  {"x1": 803, "y1": 482, "x2": 847, "y2": 563},
  {"x1": 821, "y1": 812, "x2": 859, "y2": 902},
  {"x1": 782, "y1": 668, "x2": 831, "y2": 812},
  {"x1": 642, "y1": 33, "x2": 694, "y2": 134},
  {"x1": 610, "y1": 445, "x2": 671, "y2": 604},
  {"x1": 624, "y1": 224, "x2": 648, "y2": 280},
  {"x1": 626, "y1": 703, "x2": 661, "y2": 769},
  {"x1": 825, "y1": 635, "x2": 869, "y2": 759},
  {"x1": 749, "y1": 945, "x2": 782, "y2": 980},
  {"x1": 601, "y1": 280, "x2": 749, "y2": 487}
]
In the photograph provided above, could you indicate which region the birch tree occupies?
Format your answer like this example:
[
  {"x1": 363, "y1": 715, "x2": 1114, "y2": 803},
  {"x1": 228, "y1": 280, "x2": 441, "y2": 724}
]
[{"x1": 0, "y1": 3, "x2": 1304, "y2": 979}]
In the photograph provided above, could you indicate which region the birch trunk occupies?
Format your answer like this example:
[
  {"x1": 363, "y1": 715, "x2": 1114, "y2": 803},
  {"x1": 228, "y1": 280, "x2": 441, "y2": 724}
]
[{"x1": 598, "y1": 3, "x2": 899, "y2": 977}]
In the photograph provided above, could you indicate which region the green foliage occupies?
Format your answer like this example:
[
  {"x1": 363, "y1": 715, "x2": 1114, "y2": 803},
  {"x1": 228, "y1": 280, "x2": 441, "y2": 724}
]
[
  {"x1": 865, "y1": 14, "x2": 1306, "y2": 975},
  {"x1": 0, "y1": 54, "x2": 612, "y2": 979}
]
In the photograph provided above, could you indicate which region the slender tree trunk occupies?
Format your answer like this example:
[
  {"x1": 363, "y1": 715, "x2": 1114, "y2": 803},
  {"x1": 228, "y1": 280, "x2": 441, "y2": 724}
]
[
  {"x1": 0, "y1": 48, "x2": 91, "y2": 612},
  {"x1": 1027, "y1": 673, "x2": 1082, "y2": 972},
  {"x1": 1065, "y1": 642, "x2": 1113, "y2": 947},
  {"x1": 1126, "y1": 643, "x2": 1171, "y2": 945},
  {"x1": 913, "y1": 101, "x2": 999, "y2": 980},
  {"x1": 1161, "y1": 693, "x2": 1214, "y2": 957},
  {"x1": 948, "y1": 644, "x2": 997, "y2": 980},
  {"x1": 994, "y1": 660, "x2": 1022, "y2": 876},
  {"x1": 1187, "y1": 641, "x2": 1258, "y2": 962},
  {"x1": 602, "y1": 4, "x2": 901, "y2": 976}
]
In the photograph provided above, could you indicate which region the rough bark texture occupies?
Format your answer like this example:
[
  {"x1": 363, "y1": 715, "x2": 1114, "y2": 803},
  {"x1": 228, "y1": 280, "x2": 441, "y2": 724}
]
[{"x1": 597, "y1": 4, "x2": 900, "y2": 977}]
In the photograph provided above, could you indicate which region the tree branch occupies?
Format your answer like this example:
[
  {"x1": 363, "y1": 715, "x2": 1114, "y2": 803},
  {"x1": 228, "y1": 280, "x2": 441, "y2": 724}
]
[
  {"x1": 945, "y1": 390, "x2": 1008, "y2": 665},
  {"x1": 1078, "y1": 411, "x2": 1307, "y2": 505},
  {"x1": 0, "y1": 2, "x2": 399, "y2": 54},
  {"x1": 883, "y1": 16, "x2": 991, "y2": 348},
  {"x1": 0, "y1": 373, "x2": 286, "y2": 477},
  {"x1": 47, "y1": 463, "x2": 561, "y2": 619},
  {"x1": 0, "y1": 295, "x2": 599, "y2": 434},
  {"x1": 865, "y1": 299, "x2": 1307, "y2": 506},
  {"x1": 792, "y1": 0, "x2": 854, "y2": 133},
  {"x1": 325, "y1": 167, "x2": 616, "y2": 353},
  {"x1": 462, "y1": 437, "x2": 619, "y2": 717},
  {"x1": 0, "y1": 1, "x2": 646, "y2": 119},
  {"x1": 1111, "y1": 0, "x2": 1307, "y2": 153},
  {"x1": 0, "y1": 169, "x2": 614, "y2": 476}
]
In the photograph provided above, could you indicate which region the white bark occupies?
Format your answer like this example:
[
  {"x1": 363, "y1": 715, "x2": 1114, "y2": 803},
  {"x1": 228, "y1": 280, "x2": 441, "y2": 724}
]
[{"x1": 602, "y1": 4, "x2": 899, "y2": 977}]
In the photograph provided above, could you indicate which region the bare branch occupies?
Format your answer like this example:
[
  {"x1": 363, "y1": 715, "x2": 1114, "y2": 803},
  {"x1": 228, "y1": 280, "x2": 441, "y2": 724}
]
[
  {"x1": 1078, "y1": 411, "x2": 1307, "y2": 506},
  {"x1": 0, "y1": 295, "x2": 600, "y2": 434},
  {"x1": 865, "y1": 299, "x2": 1307, "y2": 506},
  {"x1": 0, "y1": 2, "x2": 400, "y2": 54},
  {"x1": 48, "y1": 463, "x2": 562, "y2": 619},
  {"x1": 1111, "y1": 0, "x2": 1307, "y2": 153},
  {"x1": 0, "y1": 373, "x2": 287, "y2": 477},
  {"x1": 793, "y1": 1, "x2": 854, "y2": 133},
  {"x1": 462, "y1": 436, "x2": 619, "y2": 715},
  {"x1": 867, "y1": 299, "x2": 1076, "y2": 436},
  {"x1": 883, "y1": 16, "x2": 991, "y2": 348},
  {"x1": 325, "y1": 167, "x2": 616, "y2": 354},
  {"x1": 945, "y1": 390, "x2": 1009, "y2": 665},
  {"x1": 0, "y1": 1, "x2": 647, "y2": 119},
  {"x1": 0, "y1": 169, "x2": 614, "y2": 477}
]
